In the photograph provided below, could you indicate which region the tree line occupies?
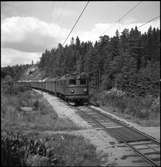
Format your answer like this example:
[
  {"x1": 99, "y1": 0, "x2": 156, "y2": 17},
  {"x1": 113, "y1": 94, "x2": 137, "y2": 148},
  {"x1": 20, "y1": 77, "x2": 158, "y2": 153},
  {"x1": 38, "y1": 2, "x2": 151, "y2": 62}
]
[
  {"x1": 38, "y1": 26, "x2": 160, "y2": 96},
  {"x1": 2, "y1": 26, "x2": 159, "y2": 97},
  {"x1": 1, "y1": 64, "x2": 31, "y2": 81}
]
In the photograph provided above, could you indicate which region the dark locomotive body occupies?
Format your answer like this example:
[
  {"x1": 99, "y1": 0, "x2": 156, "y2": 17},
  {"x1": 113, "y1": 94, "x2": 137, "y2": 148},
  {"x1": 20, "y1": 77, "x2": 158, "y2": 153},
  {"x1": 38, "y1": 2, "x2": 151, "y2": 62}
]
[
  {"x1": 57, "y1": 73, "x2": 89, "y2": 104},
  {"x1": 18, "y1": 72, "x2": 89, "y2": 105}
]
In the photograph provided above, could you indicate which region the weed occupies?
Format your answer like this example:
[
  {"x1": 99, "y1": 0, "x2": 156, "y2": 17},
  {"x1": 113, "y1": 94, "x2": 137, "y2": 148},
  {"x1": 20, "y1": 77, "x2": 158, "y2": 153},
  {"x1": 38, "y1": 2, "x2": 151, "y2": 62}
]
[
  {"x1": 1, "y1": 84, "x2": 102, "y2": 166},
  {"x1": 96, "y1": 88, "x2": 160, "y2": 126},
  {"x1": 1, "y1": 131, "x2": 101, "y2": 166},
  {"x1": 33, "y1": 100, "x2": 40, "y2": 110}
]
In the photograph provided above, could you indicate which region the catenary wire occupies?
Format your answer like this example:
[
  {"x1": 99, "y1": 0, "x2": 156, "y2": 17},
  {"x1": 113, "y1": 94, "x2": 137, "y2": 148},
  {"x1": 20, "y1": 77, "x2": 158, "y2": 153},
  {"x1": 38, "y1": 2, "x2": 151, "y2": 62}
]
[
  {"x1": 102, "y1": 1, "x2": 143, "y2": 35},
  {"x1": 61, "y1": 2, "x2": 159, "y2": 76},
  {"x1": 62, "y1": 1, "x2": 90, "y2": 46},
  {"x1": 74, "y1": 1, "x2": 143, "y2": 69},
  {"x1": 138, "y1": 15, "x2": 160, "y2": 28},
  {"x1": 72, "y1": 3, "x2": 159, "y2": 69},
  {"x1": 117, "y1": 1, "x2": 143, "y2": 22}
]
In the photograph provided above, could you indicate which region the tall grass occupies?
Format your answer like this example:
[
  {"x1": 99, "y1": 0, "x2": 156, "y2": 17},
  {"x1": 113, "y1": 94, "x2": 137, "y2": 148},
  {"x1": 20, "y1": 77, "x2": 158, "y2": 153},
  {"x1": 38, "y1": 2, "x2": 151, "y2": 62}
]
[
  {"x1": 92, "y1": 88, "x2": 160, "y2": 124},
  {"x1": 1, "y1": 131, "x2": 101, "y2": 166},
  {"x1": 1, "y1": 84, "x2": 102, "y2": 166}
]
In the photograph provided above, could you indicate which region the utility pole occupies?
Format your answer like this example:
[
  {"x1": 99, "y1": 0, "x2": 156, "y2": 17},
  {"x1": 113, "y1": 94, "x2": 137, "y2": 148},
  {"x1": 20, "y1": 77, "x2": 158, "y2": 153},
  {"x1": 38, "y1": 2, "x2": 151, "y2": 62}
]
[
  {"x1": 97, "y1": 69, "x2": 101, "y2": 89},
  {"x1": 76, "y1": 59, "x2": 81, "y2": 74},
  {"x1": 87, "y1": 59, "x2": 101, "y2": 90},
  {"x1": 129, "y1": 39, "x2": 143, "y2": 71}
]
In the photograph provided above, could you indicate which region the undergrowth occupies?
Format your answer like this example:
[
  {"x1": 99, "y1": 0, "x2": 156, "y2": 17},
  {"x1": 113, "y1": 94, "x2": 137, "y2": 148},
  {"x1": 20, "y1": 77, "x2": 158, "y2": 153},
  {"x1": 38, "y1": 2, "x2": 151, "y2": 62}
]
[
  {"x1": 90, "y1": 88, "x2": 160, "y2": 126},
  {"x1": 1, "y1": 131, "x2": 101, "y2": 166},
  {"x1": 1, "y1": 84, "x2": 101, "y2": 166}
]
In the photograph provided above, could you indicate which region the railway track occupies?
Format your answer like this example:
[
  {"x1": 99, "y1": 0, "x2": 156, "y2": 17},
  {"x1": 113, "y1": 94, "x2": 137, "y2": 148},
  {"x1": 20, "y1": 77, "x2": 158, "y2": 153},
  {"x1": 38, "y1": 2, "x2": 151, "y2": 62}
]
[
  {"x1": 70, "y1": 105, "x2": 160, "y2": 167},
  {"x1": 32, "y1": 89, "x2": 160, "y2": 166}
]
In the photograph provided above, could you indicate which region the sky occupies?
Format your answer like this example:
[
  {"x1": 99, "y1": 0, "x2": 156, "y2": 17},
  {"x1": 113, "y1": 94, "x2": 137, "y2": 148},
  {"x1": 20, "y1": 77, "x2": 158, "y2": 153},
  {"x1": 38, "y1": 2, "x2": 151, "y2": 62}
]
[{"x1": 1, "y1": 1, "x2": 160, "y2": 67}]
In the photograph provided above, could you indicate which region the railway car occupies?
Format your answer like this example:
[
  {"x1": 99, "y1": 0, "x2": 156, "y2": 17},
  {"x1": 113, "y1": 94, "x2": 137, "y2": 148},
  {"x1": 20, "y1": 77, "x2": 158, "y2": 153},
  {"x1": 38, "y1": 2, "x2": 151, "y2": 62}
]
[
  {"x1": 16, "y1": 72, "x2": 89, "y2": 105},
  {"x1": 17, "y1": 80, "x2": 31, "y2": 87},
  {"x1": 32, "y1": 80, "x2": 44, "y2": 90},
  {"x1": 45, "y1": 78, "x2": 56, "y2": 93},
  {"x1": 55, "y1": 72, "x2": 89, "y2": 104}
]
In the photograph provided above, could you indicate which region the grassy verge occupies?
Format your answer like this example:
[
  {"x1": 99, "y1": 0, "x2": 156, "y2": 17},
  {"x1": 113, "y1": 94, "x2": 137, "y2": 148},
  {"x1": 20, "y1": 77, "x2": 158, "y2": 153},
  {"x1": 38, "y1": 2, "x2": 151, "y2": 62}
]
[
  {"x1": 90, "y1": 88, "x2": 160, "y2": 126},
  {"x1": 1, "y1": 85, "x2": 80, "y2": 132},
  {"x1": 1, "y1": 84, "x2": 102, "y2": 166}
]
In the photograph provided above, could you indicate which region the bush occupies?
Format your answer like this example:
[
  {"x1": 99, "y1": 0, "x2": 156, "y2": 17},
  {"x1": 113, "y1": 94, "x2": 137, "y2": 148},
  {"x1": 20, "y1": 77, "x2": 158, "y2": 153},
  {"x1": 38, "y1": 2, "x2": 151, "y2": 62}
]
[
  {"x1": 26, "y1": 155, "x2": 50, "y2": 167},
  {"x1": 150, "y1": 96, "x2": 160, "y2": 118},
  {"x1": 1, "y1": 131, "x2": 101, "y2": 167},
  {"x1": 33, "y1": 100, "x2": 40, "y2": 110},
  {"x1": 97, "y1": 88, "x2": 160, "y2": 121},
  {"x1": 1, "y1": 82, "x2": 30, "y2": 96}
]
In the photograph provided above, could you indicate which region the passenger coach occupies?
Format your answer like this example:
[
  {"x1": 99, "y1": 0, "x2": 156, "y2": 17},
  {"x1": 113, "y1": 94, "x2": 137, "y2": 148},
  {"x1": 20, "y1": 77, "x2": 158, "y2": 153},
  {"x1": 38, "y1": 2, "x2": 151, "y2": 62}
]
[{"x1": 17, "y1": 72, "x2": 89, "y2": 105}]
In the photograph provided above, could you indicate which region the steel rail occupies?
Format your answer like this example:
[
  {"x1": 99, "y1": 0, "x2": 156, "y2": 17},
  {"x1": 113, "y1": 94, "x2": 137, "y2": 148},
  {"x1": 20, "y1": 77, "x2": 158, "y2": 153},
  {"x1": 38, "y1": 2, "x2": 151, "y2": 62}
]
[
  {"x1": 76, "y1": 107, "x2": 160, "y2": 167},
  {"x1": 28, "y1": 89, "x2": 160, "y2": 166},
  {"x1": 90, "y1": 106, "x2": 160, "y2": 145},
  {"x1": 125, "y1": 141, "x2": 159, "y2": 167},
  {"x1": 30, "y1": 88, "x2": 159, "y2": 145}
]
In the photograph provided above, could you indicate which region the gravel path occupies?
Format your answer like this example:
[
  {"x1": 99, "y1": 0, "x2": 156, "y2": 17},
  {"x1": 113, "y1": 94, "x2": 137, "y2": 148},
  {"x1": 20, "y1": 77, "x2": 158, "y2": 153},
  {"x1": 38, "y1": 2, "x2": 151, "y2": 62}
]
[
  {"x1": 34, "y1": 90, "x2": 91, "y2": 128},
  {"x1": 34, "y1": 90, "x2": 160, "y2": 166}
]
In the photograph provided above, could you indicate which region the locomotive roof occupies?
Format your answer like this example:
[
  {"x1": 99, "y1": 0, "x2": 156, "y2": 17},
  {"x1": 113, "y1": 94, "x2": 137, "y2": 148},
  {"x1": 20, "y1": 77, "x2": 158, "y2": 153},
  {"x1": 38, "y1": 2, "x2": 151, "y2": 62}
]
[
  {"x1": 45, "y1": 78, "x2": 57, "y2": 81},
  {"x1": 36, "y1": 72, "x2": 89, "y2": 82},
  {"x1": 59, "y1": 72, "x2": 88, "y2": 80}
]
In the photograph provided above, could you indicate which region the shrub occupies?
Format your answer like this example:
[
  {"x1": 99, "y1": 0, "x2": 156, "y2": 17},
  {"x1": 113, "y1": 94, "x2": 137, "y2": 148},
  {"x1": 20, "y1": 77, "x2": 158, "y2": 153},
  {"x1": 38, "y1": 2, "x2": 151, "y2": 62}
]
[
  {"x1": 1, "y1": 131, "x2": 101, "y2": 167},
  {"x1": 150, "y1": 96, "x2": 160, "y2": 118},
  {"x1": 26, "y1": 155, "x2": 50, "y2": 167},
  {"x1": 97, "y1": 89, "x2": 160, "y2": 121},
  {"x1": 33, "y1": 100, "x2": 40, "y2": 110},
  {"x1": 1, "y1": 81, "x2": 30, "y2": 95}
]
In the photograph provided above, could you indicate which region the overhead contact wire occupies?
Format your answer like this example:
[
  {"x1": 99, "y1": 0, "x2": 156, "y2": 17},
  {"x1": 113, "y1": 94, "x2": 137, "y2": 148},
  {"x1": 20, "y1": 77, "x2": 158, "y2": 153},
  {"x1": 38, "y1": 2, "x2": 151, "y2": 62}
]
[
  {"x1": 138, "y1": 15, "x2": 160, "y2": 28},
  {"x1": 102, "y1": 1, "x2": 143, "y2": 35},
  {"x1": 62, "y1": 1, "x2": 90, "y2": 46}
]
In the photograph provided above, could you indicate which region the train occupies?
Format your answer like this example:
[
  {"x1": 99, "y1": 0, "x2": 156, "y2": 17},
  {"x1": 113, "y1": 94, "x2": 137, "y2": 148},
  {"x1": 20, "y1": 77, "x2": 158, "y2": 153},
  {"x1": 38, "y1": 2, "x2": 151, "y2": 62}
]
[{"x1": 17, "y1": 72, "x2": 89, "y2": 105}]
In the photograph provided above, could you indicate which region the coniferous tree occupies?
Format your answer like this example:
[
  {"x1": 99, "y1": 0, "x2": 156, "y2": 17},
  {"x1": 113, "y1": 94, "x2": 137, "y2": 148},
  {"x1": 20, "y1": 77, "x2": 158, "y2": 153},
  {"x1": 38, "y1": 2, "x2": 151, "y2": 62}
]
[{"x1": 37, "y1": 26, "x2": 160, "y2": 96}]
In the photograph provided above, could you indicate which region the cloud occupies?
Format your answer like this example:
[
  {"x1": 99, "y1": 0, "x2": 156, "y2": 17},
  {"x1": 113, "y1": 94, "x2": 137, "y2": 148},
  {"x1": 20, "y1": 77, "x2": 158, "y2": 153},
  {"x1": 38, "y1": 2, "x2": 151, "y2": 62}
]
[
  {"x1": 1, "y1": 16, "x2": 160, "y2": 67},
  {"x1": 2, "y1": 16, "x2": 68, "y2": 52},
  {"x1": 2, "y1": 16, "x2": 160, "y2": 51},
  {"x1": 52, "y1": 8, "x2": 76, "y2": 18},
  {"x1": 1, "y1": 48, "x2": 41, "y2": 67}
]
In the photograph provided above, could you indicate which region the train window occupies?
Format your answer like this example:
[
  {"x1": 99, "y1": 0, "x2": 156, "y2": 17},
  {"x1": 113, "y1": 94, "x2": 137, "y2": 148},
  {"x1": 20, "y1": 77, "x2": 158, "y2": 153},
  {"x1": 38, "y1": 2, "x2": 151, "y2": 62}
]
[
  {"x1": 69, "y1": 79, "x2": 76, "y2": 85},
  {"x1": 80, "y1": 79, "x2": 86, "y2": 85}
]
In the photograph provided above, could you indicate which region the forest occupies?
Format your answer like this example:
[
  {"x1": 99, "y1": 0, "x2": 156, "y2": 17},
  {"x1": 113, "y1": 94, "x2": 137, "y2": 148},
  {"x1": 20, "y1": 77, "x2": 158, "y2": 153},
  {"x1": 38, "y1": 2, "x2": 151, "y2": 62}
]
[
  {"x1": 38, "y1": 26, "x2": 160, "y2": 97},
  {"x1": 1, "y1": 64, "x2": 31, "y2": 81}
]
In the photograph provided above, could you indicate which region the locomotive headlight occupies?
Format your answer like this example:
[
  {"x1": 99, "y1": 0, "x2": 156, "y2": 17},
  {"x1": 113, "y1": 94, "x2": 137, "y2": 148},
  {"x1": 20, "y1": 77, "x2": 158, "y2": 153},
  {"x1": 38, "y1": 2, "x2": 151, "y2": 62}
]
[
  {"x1": 83, "y1": 88, "x2": 87, "y2": 92},
  {"x1": 71, "y1": 89, "x2": 74, "y2": 93}
]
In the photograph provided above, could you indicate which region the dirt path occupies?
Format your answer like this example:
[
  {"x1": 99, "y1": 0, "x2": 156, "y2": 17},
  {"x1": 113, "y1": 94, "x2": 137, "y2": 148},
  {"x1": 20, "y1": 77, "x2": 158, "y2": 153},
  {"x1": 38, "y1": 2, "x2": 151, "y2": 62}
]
[
  {"x1": 34, "y1": 90, "x2": 160, "y2": 166},
  {"x1": 35, "y1": 90, "x2": 91, "y2": 128}
]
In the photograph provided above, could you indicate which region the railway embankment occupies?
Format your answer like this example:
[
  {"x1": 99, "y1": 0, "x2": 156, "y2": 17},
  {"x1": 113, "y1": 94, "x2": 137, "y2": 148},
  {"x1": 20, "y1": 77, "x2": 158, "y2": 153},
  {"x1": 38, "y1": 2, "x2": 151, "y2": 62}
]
[
  {"x1": 90, "y1": 88, "x2": 160, "y2": 127},
  {"x1": 91, "y1": 105, "x2": 160, "y2": 141},
  {"x1": 34, "y1": 90, "x2": 91, "y2": 129}
]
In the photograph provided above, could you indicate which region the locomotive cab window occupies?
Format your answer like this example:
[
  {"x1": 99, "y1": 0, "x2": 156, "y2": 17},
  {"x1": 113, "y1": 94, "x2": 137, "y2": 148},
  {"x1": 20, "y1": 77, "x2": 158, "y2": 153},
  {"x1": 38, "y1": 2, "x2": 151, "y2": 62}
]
[
  {"x1": 69, "y1": 79, "x2": 76, "y2": 85},
  {"x1": 79, "y1": 79, "x2": 86, "y2": 85}
]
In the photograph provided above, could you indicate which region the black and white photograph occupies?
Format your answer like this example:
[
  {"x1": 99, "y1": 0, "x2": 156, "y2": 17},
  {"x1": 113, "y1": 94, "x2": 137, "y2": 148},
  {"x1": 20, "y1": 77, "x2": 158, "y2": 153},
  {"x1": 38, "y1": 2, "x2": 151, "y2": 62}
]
[{"x1": 1, "y1": 1, "x2": 160, "y2": 166}]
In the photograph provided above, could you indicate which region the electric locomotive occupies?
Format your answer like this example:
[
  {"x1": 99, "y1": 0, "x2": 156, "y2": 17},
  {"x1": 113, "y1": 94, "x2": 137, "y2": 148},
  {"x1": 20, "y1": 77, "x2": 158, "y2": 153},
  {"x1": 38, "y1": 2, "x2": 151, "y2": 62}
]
[
  {"x1": 17, "y1": 72, "x2": 89, "y2": 105},
  {"x1": 56, "y1": 72, "x2": 89, "y2": 104}
]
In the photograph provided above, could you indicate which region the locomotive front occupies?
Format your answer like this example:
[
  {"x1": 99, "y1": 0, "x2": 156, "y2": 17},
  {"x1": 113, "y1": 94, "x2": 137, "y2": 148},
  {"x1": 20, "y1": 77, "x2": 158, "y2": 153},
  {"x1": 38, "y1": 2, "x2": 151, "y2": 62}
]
[{"x1": 65, "y1": 73, "x2": 89, "y2": 104}]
